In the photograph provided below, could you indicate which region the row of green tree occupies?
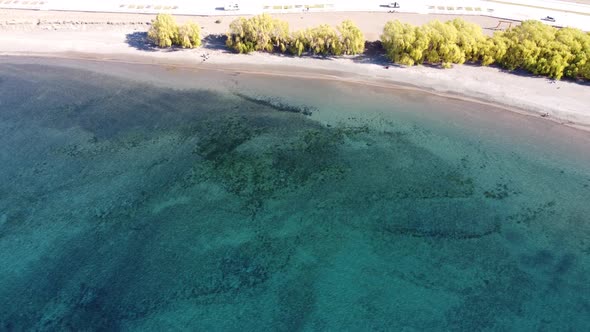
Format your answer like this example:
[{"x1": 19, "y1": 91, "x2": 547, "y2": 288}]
[
  {"x1": 148, "y1": 14, "x2": 202, "y2": 48},
  {"x1": 147, "y1": 14, "x2": 590, "y2": 80},
  {"x1": 381, "y1": 19, "x2": 590, "y2": 80},
  {"x1": 226, "y1": 14, "x2": 365, "y2": 56},
  {"x1": 147, "y1": 14, "x2": 364, "y2": 56}
]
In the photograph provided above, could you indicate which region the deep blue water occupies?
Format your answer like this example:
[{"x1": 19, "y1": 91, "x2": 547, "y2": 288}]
[{"x1": 0, "y1": 57, "x2": 589, "y2": 331}]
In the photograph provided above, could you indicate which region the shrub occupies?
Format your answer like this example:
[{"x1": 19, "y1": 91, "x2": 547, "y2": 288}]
[
  {"x1": 306, "y1": 24, "x2": 343, "y2": 56},
  {"x1": 178, "y1": 22, "x2": 202, "y2": 48},
  {"x1": 147, "y1": 14, "x2": 202, "y2": 49},
  {"x1": 421, "y1": 20, "x2": 465, "y2": 68},
  {"x1": 337, "y1": 20, "x2": 365, "y2": 55},
  {"x1": 289, "y1": 30, "x2": 307, "y2": 56},
  {"x1": 492, "y1": 21, "x2": 590, "y2": 79},
  {"x1": 382, "y1": 19, "x2": 474, "y2": 68},
  {"x1": 288, "y1": 20, "x2": 365, "y2": 56},
  {"x1": 381, "y1": 20, "x2": 419, "y2": 65},
  {"x1": 227, "y1": 15, "x2": 365, "y2": 57},
  {"x1": 226, "y1": 14, "x2": 290, "y2": 53},
  {"x1": 147, "y1": 14, "x2": 179, "y2": 48},
  {"x1": 380, "y1": 18, "x2": 590, "y2": 80}
]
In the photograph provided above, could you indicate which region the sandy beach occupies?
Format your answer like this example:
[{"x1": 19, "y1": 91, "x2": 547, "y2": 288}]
[{"x1": 1, "y1": 9, "x2": 589, "y2": 131}]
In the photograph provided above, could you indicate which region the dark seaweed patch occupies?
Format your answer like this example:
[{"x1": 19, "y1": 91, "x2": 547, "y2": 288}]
[
  {"x1": 520, "y1": 250, "x2": 554, "y2": 268},
  {"x1": 484, "y1": 183, "x2": 520, "y2": 200},
  {"x1": 234, "y1": 92, "x2": 316, "y2": 116},
  {"x1": 194, "y1": 115, "x2": 258, "y2": 160},
  {"x1": 507, "y1": 201, "x2": 557, "y2": 225},
  {"x1": 446, "y1": 263, "x2": 533, "y2": 331},
  {"x1": 385, "y1": 223, "x2": 501, "y2": 240}
]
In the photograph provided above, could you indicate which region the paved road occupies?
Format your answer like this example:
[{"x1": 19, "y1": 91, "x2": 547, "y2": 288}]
[{"x1": 1, "y1": 0, "x2": 589, "y2": 30}]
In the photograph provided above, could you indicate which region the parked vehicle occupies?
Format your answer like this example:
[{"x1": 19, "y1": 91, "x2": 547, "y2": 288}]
[
  {"x1": 224, "y1": 3, "x2": 239, "y2": 11},
  {"x1": 541, "y1": 16, "x2": 556, "y2": 22},
  {"x1": 388, "y1": 2, "x2": 400, "y2": 8}
]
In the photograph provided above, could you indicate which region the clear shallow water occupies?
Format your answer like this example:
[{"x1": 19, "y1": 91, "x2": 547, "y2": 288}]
[{"x1": 0, "y1": 58, "x2": 589, "y2": 331}]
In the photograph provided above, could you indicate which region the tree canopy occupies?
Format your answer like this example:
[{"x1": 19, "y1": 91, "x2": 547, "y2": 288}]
[
  {"x1": 226, "y1": 15, "x2": 365, "y2": 56},
  {"x1": 149, "y1": 14, "x2": 589, "y2": 81},
  {"x1": 226, "y1": 14, "x2": 290, "y2": 53},
  {"x1": 148, "y1": 14, "x2": 179, "y2": 48},
  {"x1": 381, "y1": 19, "x2": 487, "y2": 68},
  {"x1": 178, "y1": 22, "x2": 202, "y2": 48},
  {"x1": 147, "y1": 14, "x2": 202, "y2": 49},
  {"x1": 493, "y1": 21, "x2": 590, "y2": 79},
  {"x1": 338, "y1": 20, "x2": 366, "y2": 55},
  {"x1": 381, "y1": 18, "x2": 590, "y2": 80}
]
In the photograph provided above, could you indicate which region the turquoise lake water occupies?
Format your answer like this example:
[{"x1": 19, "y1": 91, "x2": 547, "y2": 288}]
[{"x1": 0, "y1": 57, "x2": 589, "y2": 331}]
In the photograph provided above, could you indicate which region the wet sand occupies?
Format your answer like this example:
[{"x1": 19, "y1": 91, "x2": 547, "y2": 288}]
[{"x1": 0, "y1": 9, "x2": 588, "y2": 131}]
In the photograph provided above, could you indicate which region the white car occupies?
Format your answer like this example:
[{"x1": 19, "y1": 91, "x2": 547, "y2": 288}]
[
  {"x1": 224, "y1": 3, "x2": 240, "y2": 11},
  {"x1": 388, "y1": 2, "x2": 400, "y2": 8}
]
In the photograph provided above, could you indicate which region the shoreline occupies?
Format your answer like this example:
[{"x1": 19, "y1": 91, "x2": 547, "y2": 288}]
[
  {"x1": 3, "y1": 49, "x2": 590, "y2": 133},
  {"x1": 0, "y1": 10, "x2": 589, "y2": 133}
]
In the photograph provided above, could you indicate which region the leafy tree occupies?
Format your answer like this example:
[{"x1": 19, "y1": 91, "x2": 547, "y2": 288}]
[
  {"x1": 288, "y1": 20, "x2": 364, "y2": 57},
  {"x1": 381, "y1": 18, "x2": 589, "y2": 80},
  {"x1": 477, "y1": 35, "x2": 508, "y2": 66},
  {"x1": 226, "y1": 17, "x2": 253, "y2": 53},
  {"x1": 382, "y1": 20, "x2": 467, "y2": 68},
  {"x1": 553, "y1": 27, "x2": 590, "y2": 79},
  {"x1": 289, "y1": 30, "x2": 307, "y2": 56},
  {"x1": 307, "y1": 24, "x2": 342, "y2": 55},
  {"x1": 451, "y1": 18, "x2": 487, "y2": 62},
  {"x1": 148, "y1": 14, "x2": 179, "y2": 48},
  {"x1": 178, "y1": 22, "x2": 202, "y2": 48},
  {"x1": 494, "y1": 21, "x2": 552, "y2": 72},
  {"x1": 422, "y1": 20, "x2": 464, "y2": 68},
  {"x1": 491, "y1": 20, "x2": 590, "y2": 79},
  {"x1": 226, "y1": 14, "x2": 290, "y2": 53},
  {"x1": 338, "y1": 20, "x2": 365, "y2": 55},
  {"x1": 226, "y1": 16, "x2": 364, "y2": 57},
  {"x1": 381, "y1": 20, "x2": 419, "y2": 65},
  {"x1": 147, "y1": 14, "x2": 202, "y2": 49}
]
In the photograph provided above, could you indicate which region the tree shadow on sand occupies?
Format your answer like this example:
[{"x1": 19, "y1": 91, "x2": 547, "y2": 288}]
[
  {"x1": 351, "y1": 41, "x2": 390, "y2": 66},
  {"x1": 202, "y1": 34, "x2": 231, "y2": 53},
  {"x1": 126, "y1": 32, "x2": 589, "y2": 86},
  {"x1": 475, "y1": 63, "x2": 590, "y2": 86},
  {"x1": 124, "y1": 32, "x2": 181, "y2": 53},
  {"x1": 125, "y1": 32, "x2": 157, "y2": 52}
]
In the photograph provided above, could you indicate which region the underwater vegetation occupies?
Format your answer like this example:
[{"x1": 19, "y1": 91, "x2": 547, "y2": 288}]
[{"x1": 0, "y1": 62, "x2": 589, "y2": 330}]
